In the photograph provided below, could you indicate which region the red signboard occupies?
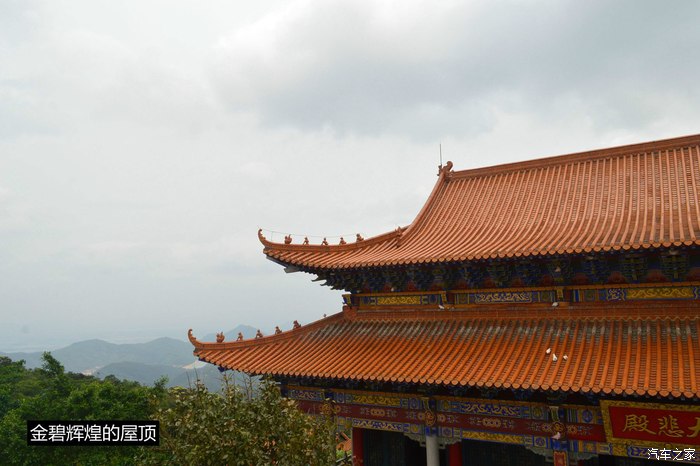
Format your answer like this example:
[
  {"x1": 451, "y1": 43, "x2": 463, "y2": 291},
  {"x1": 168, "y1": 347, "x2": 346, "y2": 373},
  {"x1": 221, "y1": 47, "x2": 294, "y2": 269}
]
[{"x1": 601, "y1": 400, "x2": 700, "y2": 448}]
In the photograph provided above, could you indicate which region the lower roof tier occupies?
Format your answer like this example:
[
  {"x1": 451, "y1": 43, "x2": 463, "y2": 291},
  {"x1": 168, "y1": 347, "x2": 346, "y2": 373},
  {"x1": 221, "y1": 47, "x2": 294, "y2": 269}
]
[{"x1": 190, "y1": 301, "x2": 700, "y2": 399}]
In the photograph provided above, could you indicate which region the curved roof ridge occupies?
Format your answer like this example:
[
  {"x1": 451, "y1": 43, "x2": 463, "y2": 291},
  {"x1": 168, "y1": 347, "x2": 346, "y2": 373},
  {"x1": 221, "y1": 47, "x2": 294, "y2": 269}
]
[
  {"x1": 260, "y1": 133, "x2": 700, "y2": 270},
  {"x1": 258, "y1": 163, "x2": 454, "y2": 252},
  {"x1": 258, "y1": 226, "x2": 404, "y2": 251},
  {"x1": 398, "y1": 161, "x2": 453, "y2": 242},
  {"x1": 189, "y1": 312, "x2": 346, "y2": 351},
  {"x1": 451, "y1": 133, "x2": 700, "y2": 180}
]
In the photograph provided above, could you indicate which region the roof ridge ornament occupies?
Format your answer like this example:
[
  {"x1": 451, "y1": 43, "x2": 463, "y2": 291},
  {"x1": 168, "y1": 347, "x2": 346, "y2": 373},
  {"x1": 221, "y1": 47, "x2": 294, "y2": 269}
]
[
  {"x1": 187, "y1": 329, "x2": 199, "y2": 345},
  {"x1": 438, "y1": 160, "x2": 454, "y2": 176}
]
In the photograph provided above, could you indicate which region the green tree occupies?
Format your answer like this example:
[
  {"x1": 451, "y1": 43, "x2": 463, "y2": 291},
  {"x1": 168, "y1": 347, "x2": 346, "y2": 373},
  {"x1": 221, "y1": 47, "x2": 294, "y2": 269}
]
[
  {"x1": 142, "y1": 376, "x2": 337, "y2": 466},
  {"x1": 0, "y1": 353, "x2": 164, "y2": 466}
]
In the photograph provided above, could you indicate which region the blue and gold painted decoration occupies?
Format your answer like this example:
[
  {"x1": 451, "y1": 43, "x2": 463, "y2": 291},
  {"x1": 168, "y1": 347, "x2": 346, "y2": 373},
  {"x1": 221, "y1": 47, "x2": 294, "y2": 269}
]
[
  {"x1": 358, "y1": 292, "x2": 446, "y2": 308},
  {"x1": 334, "y1": 390, "x2": 425, "y2": 410},
  {"x1": 287, "y1": 387, "x2": 325, "y2": 402},
  {"x1": 351, "y1": 418, "x2": 412, "y2": 433},
  {"x1": 571, "y1": 284, "x2": 699, "y2": 302},
  {"x1": 453, "y1": 289, "x2": 558, "y2": 305}
]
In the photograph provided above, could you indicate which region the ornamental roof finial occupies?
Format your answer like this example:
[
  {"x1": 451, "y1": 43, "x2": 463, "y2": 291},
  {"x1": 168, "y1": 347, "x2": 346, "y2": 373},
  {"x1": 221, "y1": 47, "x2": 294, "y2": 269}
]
[
  {"x1": 441, "y1": 160, "x2": 453, "y2": 175},
  {"x1": 216, "y1": 332, "x2": 225, "y2": 343},
  {"x1": 275, "y1": 326, "x2": 282, "y2": 335},
  {"x1": 284, "y1": 235, "x2": 292, "y2": 245},
  {"x1": 237, "y1": 332, "x2": 244, "y2": 341},
  {"x1": 255, "y1": 329, "x2": 263, "y2": 339},
  {"x1": 321, "y1": 237, "x2": 328, "y2": 246}
]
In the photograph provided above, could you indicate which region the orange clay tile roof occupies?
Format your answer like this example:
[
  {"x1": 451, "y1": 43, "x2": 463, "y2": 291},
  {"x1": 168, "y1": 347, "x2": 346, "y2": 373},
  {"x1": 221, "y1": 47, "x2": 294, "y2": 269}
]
[
  {"x1": 259, "y1": 134, "x2": 700, "y2": 269},
  {"x1": 191, "y1": 301, "x2": 700, "y2": 399}
]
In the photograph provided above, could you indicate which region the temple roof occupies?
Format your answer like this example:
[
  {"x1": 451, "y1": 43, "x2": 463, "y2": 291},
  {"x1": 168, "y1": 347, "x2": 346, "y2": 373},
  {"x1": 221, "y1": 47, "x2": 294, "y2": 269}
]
[
  {"x1": 260, "y1": 134, "x2": 700, "y2": 270},
  {"x1": 191, "y1": 301, "x2": 700, "y2": 399}
]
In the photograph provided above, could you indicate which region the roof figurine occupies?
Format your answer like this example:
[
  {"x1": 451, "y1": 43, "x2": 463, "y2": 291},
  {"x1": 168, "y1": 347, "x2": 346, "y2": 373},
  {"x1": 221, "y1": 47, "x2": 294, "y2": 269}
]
[
  {"x1": 356, "y1": 233, "x2": 364, "y2": 242},
  {"x1": 236, "y1": 332, "x2": 244, "y2": 341},
  {"x1": 284, "y1": 234, "x2": 292, "y2": 245},
  {"x1": 394, "y1": 227, "x2": 403, "y2": 248},
  {"x1": 439, "y1": 160, "x2": 454, "y2": 176},
  {"x1": 216, "y1": 332, "x2": 225, "y2": 343},
  {"x1": 275, "y1": 326, "x2": 282, "y2": 335},
  {"x1": 303, "y1": 237, "x2": 309, "y2": 245},
  {"x1": 293, "y1": 320, "x2": 301, "y2": 329},
  {"x1": 321, "y1": 237, "x2": 328, "y2": 246},
  {"x1": 339, "y1": 237, "x2": 346, "y2": 245},
  {"x1": 255, "y1": 329, "x2": 263, "y2": 339},
  {"x1": 187, "y1": 328, "x2": 198, "y2": 345}
]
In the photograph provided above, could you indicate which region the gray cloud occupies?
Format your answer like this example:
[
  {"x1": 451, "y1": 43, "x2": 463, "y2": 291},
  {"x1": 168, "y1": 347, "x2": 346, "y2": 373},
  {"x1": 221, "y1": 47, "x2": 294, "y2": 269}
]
[
  {"x1": 2, "y1": 0, "x2": 700, "y2": 351},
  {"x1": 212, "y1": 0, "x2": 700, "y2": 140}
]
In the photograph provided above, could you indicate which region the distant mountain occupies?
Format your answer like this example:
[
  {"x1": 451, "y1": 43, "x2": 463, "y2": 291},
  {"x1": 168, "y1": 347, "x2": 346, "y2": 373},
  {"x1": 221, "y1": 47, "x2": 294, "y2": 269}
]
[
  {"x1": 1, "y1": 337, "x2": 194, "y2": 373},
  {"x1": 0, "y1": 326, "x2": 258, "y2": 391},
  {"x1": 95, "y1": 361, "x2": 231, "y2": 392},
  {"x1": 201, "y1": 324, "x2": 257, "y2": 343}
]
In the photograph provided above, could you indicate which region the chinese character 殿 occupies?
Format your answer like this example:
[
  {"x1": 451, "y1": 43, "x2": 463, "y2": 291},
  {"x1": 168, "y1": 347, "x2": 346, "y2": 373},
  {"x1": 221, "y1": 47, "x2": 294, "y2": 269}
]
[{"x1": 622, "y1": 414, "x2": 655, "y2": 435}]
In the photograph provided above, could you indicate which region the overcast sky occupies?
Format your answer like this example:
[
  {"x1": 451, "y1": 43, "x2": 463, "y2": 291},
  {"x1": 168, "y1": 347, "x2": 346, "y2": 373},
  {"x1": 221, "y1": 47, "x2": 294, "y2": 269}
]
[{"x1": 2, "y1": 0, "x2": 699, "y2": 351}]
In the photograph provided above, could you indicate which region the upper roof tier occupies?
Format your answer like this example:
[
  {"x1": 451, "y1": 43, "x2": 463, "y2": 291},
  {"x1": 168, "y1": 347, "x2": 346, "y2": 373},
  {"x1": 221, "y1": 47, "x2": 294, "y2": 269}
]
[{"x1": 260, "y1": 134, "x2": 700, "y2": 270}]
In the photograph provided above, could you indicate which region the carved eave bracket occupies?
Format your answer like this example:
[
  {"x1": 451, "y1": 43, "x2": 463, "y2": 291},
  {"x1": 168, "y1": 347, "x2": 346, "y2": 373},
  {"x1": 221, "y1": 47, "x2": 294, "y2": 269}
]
[{"x1": 188, "y1": 328, "x2": 201, "y2": 348}]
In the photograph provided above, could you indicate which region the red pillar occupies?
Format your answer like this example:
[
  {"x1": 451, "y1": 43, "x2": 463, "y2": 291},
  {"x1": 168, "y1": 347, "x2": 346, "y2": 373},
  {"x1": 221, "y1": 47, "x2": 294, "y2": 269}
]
[
  {"x1": 352, "y1": 427, "x2": 364, "y2": 466},
  {"x1": 448, "y1": 441, "x2": 463, "y2": 466}
]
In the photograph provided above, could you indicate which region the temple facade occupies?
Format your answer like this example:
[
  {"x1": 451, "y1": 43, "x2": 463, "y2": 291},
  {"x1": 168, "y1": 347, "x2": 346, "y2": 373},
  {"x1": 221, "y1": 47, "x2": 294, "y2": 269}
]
[{"x1": 190, "y1": 134, "x2": 700, "y2": 465}]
